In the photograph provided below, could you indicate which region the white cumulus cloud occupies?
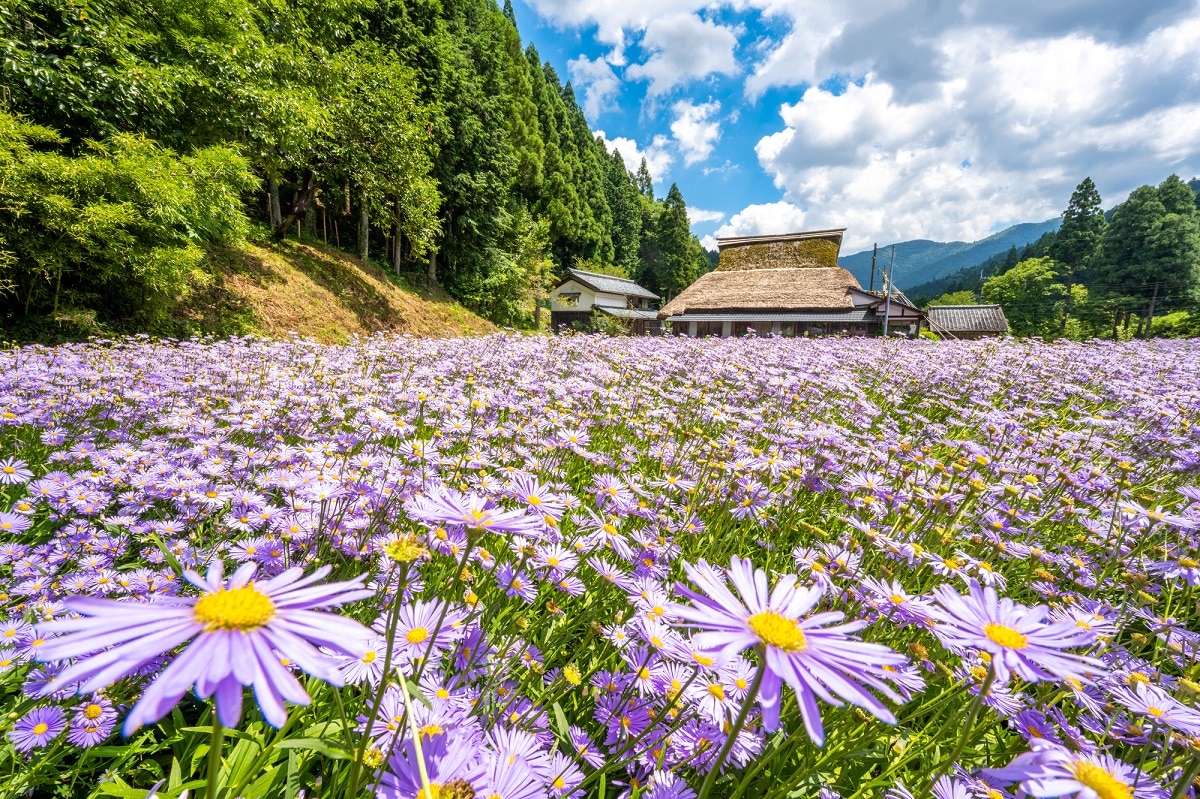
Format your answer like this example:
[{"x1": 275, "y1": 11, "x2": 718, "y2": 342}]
[
  {"x1": 568, "y1": 54, "x2": 622, "y2": 120},
  {"x1": 597, "y1": 130, "x2": 675, "y2": 184},
  {"x1": 625, "y1": 14, "x2": 740, "y2": 96},
  {"x1": 711, "y1": 202, "x2": 810, "y2": 240},
  {"x1": 522, "y1": 0, "x2": 1200, "y2": 251},
  {"x1": 687, "y1": 207, "x2": 725, "y2": 224},
  {"x1": 671, "y1": 100, "x2": 723, "y2": 165}
]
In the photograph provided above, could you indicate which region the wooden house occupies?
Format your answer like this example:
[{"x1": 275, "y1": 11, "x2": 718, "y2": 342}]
[
  {"x1": 550, "y1": 268, "x2": 661, "y2": 334},
  {"x1": 926, "y1": 305, "x2": 1010, "y2": 339},
  {"x1": 660, "y1": 230, "x2": 924, "y2": 337}
]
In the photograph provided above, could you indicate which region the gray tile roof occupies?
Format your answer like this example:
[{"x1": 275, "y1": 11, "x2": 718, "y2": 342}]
[
  {"x1": 596, "y1": 307, "x2": 661, "y2": 321},
  {"x1": 564, "y1": 269, "x2": 659, "y2": 300},
  {"x1": 927, "y1": 305, "x2": 1010, "y2": 334}
]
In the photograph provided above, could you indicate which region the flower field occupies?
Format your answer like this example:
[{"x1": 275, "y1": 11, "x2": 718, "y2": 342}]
[{"x1": 0, "y1": 333, "x2": 1198, "y2": 799}]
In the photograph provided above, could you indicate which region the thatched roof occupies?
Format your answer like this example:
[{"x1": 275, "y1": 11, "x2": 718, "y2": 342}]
[
  {"x1": 660, "y1": 267, "x2": 862, "y2": 316},
  {"x1": 716, "y1": 229, "x2": 845, "y2": 272}
]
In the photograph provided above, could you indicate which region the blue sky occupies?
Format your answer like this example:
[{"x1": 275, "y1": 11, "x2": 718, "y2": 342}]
[{"x1": 510, "y1": 0, "x2": 1200, "y2": 254}]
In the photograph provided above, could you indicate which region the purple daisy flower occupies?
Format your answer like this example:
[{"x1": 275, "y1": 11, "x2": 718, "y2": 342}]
[
  {"x1": 0, "y1": 511, "x2": 33, "y2": 534},
  {"x1": 9, "y1": 705, "x2": 66, "y2": 752},
  {"x1": 670, "y1": 556, "x2": 906, "y2": 743},
  {"x1": 67, "y1": 696, "x2": 117, "y2": 748},
  {"x1": 36, "y1": 561, "x2": 374, "y2": 733},
  {"x1": 926, "y1": 579, "x2": 1101, "y2": 686},
  {"x1": 378, "y1": 725, "x2": 486, "y2": 799},
  {"x1": 405, "y1": 487, "x2": 543, "y2": 537},
  {"x1": 987, "y1": 743, "x2": 1167, "y2": 799},
  {"x1": 1108, "y1": 681, "x2": 1200, "y2": 736},
  {"x1": 0, "y1": 457, "x2": 33, "y2": 484}
]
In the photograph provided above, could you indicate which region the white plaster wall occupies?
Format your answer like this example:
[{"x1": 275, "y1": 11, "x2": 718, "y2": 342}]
[{"x1": 550, "y1": 280, "x2": 597, "y2": 312}]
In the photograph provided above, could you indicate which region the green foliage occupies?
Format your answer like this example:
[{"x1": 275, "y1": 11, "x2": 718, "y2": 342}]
[
  {"x1": 326, "y1": 42, "x2": 441, "y2": 255},
  {"x1": 1050, "y1": 177, "x2": 1105, "y2": 272},
  {"x1": 590, "y1": 308, "x2": 632, "y2": 335},
  {"x1": 1091, "y1": 175, "x2": 1200, "y2": 333},
  {"x1": 1150, "y1": 310, "x2": 1200, "y2": 338},
  {"x1": 641, "y1": 184, "x2": 701, "y2": 299},
  {"x1": 927, "y1": 290, "x2": 978, "y2": 306},
  {"x1": 2, "y1": 0, "x2": 713, "y2": 335},
  {"x1": 981, "y1": 257, "x2": 1066, "y2": 336},
  {"x1": 0, "y1": 111, "x2": 256, "y2": 334},
  {"x1": 572, "y1": 260, "x2": 631, "y2": 279}
]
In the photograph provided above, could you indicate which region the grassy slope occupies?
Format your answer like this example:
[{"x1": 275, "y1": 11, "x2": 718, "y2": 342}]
[{"x1": 179, "y1": 239, "x2": 497, "y2": 343}]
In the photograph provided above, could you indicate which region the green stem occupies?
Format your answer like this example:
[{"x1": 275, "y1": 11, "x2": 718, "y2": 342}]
[
  {"x1": 206, "y1": 718, "x2": 224, "y2": 799},
  {"x1": 399, "y1": 675, "x2": 435, "y2": 799},
  {"x1": 930, "y1": 665, "x2": 993, "y2": 787},
  {"x1": 1171, "y1": 754, "x2": 1200, "y2": 799},
  {"x1": 696, "y1": 653, "x2": 766, "y2": 799}
]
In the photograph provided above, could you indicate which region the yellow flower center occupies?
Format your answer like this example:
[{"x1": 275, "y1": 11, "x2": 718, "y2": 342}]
[
  {"x1": 708, "y1": 684, "x2": 725, "y2": 700},
  {"x1": 1070, "y1": 761, "x2": 1133, "y2": 799},
  {"x1": 1179, "y1": 557, "x2": 1199, "y2": 569},
  {"x1": 889, "y1": 594, "x2": 905, "y2": 605},
  {"x1": 32, "y1": 723, "x2": 49, "y2": 735},
  {"x1": 383, "y1": 536, "x2": 427, "y2": 563},
  {"x1": 361, "y1": 650, "x2": 377, "y2": 664},
  {"x1": 418, "y1": 723, "x2": 444, "y2": 740},
  {"x1": 406, "y1": 627, "x2": 429, "y2": 644},
  {"x1": 83, "y1": 704, "x2": 104, "y2": 720},
  {"x1": 1127, "y1": 672, "x2": 1150, "y2": 686},
  {"x1": 1147, "y1": 706, "x2": 1166, "y2": 718},
  {"x1": 463, "y1": 509, "x2": 488, "y2": 527},
  {"x1": 193, "y1": 585, "x2": 276, "y2": 631},
  {"x1": 983, "y1": 622, "x2": 1027, "y2": 649},
  {"x1": 748, "y1": 611, "x2": 808, "y2": 652}
]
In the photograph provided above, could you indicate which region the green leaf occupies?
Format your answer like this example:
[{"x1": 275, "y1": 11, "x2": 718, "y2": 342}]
[{"x1": 274, "y1": 738, "x2": 352, "y2": 760}]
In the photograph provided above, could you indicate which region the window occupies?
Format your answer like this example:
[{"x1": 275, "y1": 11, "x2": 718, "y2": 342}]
[{"x1": 557, "y1": 292, "x2": 581, "y2": 307}]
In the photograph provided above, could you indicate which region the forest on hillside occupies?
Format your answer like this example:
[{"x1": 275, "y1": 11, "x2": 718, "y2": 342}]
[
  {"x1": 0, "y1": 0, "x2": 711, "y2": 338},
  {"x1": 916, "y1": 176, "x2": 1200, "y2": 338}
]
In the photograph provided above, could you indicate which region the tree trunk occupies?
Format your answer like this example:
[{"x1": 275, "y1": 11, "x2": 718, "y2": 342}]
[
  {"x1": 358, "y1": 198, "x2": 369, "y2": 261},
  {"x1": 1060, "y1": 271, "x2": 1073, "y2": 334},
  {"x1": 272, "y1": 169, "x2": 317, "y2": 241},
  {"x1": 267, "y1": 175, "x2": 283, "y2": 231},
  {"x1": 428, "y1": 249, "x2": 437, "y2": 284},
  {"x1": 1144, "y1": 282, "x2": 1159, "y2": 339},
  {"x1": 392, "y1": 197, "x2": 403, "y2": 274}
]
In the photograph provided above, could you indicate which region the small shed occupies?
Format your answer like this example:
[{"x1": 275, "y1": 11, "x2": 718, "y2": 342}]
[
  {"x1": 550, "y1": 269, "x2": 661, "y2": 334},
  {"x1": 926, "y1": 305, "x2": 1010, "y2": 339}
]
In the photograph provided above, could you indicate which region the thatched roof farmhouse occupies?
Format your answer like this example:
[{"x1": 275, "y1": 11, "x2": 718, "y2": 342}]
[{"x1": 661, "y1": 230, "x2": 924, "y2": 337}]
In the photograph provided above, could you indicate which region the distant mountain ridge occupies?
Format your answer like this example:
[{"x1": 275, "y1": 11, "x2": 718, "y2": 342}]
[{"x1": 839, "y1": 219, "x2": 1062, "y2": 291}]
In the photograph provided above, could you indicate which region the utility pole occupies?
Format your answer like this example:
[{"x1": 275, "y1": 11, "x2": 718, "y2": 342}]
[
  {"x1": 882, "y1": 244, "x2": 895, "y2": 337},
  {"x1": 1144, "y1": 282, "x2": 1160, "y2": 339},
  {"x1": 869, "y1": 244, "x2": 877, "y2": 293}
]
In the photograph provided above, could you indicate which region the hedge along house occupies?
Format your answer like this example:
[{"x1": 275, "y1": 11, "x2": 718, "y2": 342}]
[
  {"x1": 660, "y1": 230, "x2": 924, "y2": 337},
  {"x1": 549, "y1": 268, "x2": 662, "y2": 334}
]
